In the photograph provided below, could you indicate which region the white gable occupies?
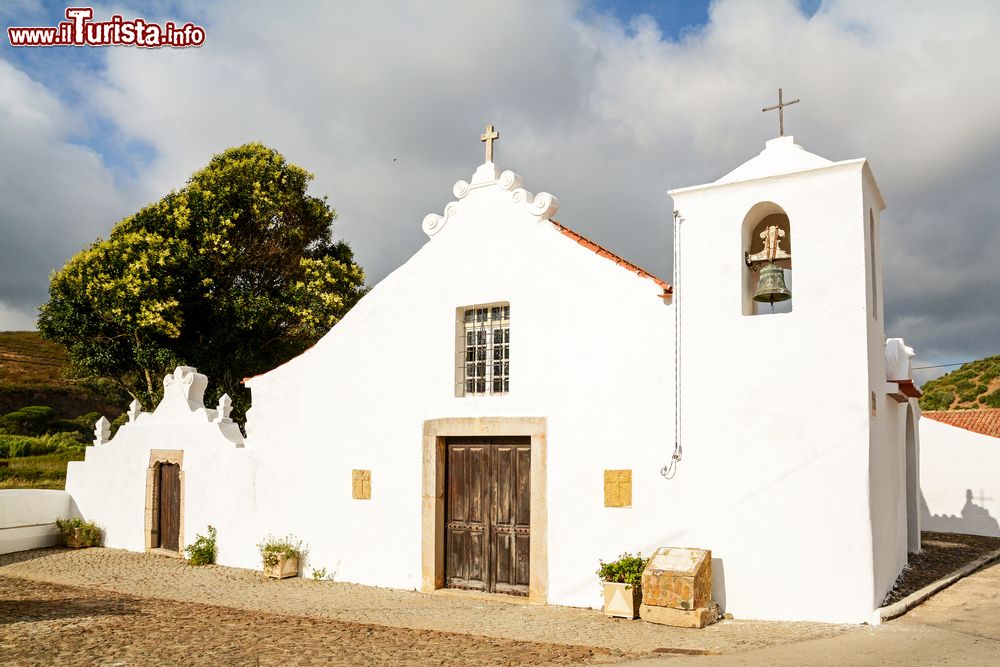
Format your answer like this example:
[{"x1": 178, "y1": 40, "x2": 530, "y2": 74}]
[{"x1": 246, "y1": 160, "x2": 669, "y2": 388}]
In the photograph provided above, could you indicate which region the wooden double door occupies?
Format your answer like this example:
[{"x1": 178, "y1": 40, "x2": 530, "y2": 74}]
[
  {"x1": 445, "y1": 437, "x2": 530, "y2": 595},
  {"x1": 156, "y1": 462, "x2": 181, "y2": 551}
]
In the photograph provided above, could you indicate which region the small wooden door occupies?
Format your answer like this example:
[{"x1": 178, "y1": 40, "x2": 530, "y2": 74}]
[
  {"x1": 157, "y1": 463, "x2": 181, "y2": 551},
  {"x1": 445, "y1": 437, "x2": 530, "y2": 595}
]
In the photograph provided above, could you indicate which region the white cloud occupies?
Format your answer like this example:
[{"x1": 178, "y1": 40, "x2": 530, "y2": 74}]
[
  {"x1": 2, "y1": 0, "x2": 998, "y2": 365},
  {"x1": 0, "y1": 59, "x2": 130, "y2": 329}
]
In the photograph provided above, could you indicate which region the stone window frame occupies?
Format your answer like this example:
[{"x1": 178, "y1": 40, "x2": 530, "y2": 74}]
[
  {"x1": 144, "y1": 449, "x2": 185, "y2": 553},
  {"x1": 421, "y1": 417, "x2": 547, "y2": 603},
  {"x1": 454, "y1": 303, "x2": 510, "y2": 397}
]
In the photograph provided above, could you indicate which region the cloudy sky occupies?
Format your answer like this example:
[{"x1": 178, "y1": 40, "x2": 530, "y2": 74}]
[{"x1": 2, "y1": 0, "x2": 998, "y2": 381}]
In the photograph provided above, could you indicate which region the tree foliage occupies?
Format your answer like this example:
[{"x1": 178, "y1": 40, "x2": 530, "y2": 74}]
[{"x1": 39, "y1": 143, "x2": 366, "y2": 418}]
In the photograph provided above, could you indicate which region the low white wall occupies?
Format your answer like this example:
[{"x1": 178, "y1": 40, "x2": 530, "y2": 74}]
[
  {"x1": 66, "y1": 423, "x2": 258, "y2": 565},
  {"x1": 920, "y1": 418, "x2": 1000, "y2": 537},
  {"x1": 64, "y1": 366, "x2": 258, "y2": 567},
  {"x1": 0, "y1": 489, "x2": 77, "y2": 554}
]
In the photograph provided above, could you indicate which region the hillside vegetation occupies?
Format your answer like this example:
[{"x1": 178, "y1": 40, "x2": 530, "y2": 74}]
[
  {"x1": 0, "y1": 331, "x2": 67, "y2": 385},
  {"x1": 0, "y1": 331, "x2": 125, "y2": 418},
  {"x1": 919, "y1": 355, "x2": 1000, "y2": 411},
  {"x1": 0, "y1": 331, "x2": 125, "y2": 489}
]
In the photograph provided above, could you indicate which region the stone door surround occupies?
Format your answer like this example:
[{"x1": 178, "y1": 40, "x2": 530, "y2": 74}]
[
  {"x1": 422, "y1": 417, "x2": 547, "y2": 604},
  {"x1": 145, "y1": 449, "x2": 185, "y2": 552}
]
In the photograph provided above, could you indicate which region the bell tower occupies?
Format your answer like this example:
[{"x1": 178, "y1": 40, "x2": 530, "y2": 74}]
[{"x1": 667, "y1": 133, "x2": 896, "y2": 621}]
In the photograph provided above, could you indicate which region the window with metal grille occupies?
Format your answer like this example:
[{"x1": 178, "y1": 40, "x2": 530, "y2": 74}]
[{"x1": 456, "y1": 303, "x2": 509, "y2": 396}]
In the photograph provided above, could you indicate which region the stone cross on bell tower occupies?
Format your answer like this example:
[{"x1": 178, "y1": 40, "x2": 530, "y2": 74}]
[
  {"x1": 762, "y1": 88, "x2": 800, "y2": 137},
  {"x1": 480, "y1": 124, "x2": 499, "y2": 162}
]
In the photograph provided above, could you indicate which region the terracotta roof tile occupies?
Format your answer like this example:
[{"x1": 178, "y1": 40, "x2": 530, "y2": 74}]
[
  {"x1": 549, "y1": 219, "x2": 672, "y2": 296},
  {"x1": 923, "y1": 408, "x2": 1000, "y2": 439}
]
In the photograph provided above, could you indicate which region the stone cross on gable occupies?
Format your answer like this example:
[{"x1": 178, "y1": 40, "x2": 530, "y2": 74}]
[
  {"x1": 762, "y1": 88, "x2": 800, "y2": 137},
  {"x1": 480, "y1": 124, "x2": 499, "y2": 162}
]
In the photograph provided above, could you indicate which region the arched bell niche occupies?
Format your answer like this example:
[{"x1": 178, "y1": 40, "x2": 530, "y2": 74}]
[{"x1": 742, "y1": 202, "x2": 793, "y2": 316}]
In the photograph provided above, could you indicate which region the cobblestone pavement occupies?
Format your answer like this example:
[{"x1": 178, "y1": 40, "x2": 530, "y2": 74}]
[
  {"x1": 627, "y1": 560, "x2": 1000, "y2": 665},
  {"x1": 0, "y1": 576, "x2": 628, "y2": 666},
  {"x1": 0, "y1": 548, "x2": 855, "y2": 664}
]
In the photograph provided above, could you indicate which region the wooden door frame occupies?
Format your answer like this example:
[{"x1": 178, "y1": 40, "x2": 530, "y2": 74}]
[
  {"x1": 145, "y1": 449, "x2": 185, "y2": 552},
  {"x1": 422, "y1": 417, "x2": 547, "y2": 603}
]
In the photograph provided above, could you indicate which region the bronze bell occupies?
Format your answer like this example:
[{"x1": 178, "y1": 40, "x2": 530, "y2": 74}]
[{"x1": 753, "y1": 262, "x2": 792, "y2": 303}]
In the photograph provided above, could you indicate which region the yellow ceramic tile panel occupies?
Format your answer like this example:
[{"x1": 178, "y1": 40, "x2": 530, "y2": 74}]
[
  {"x1": 352, "y1": 469, "x2": 371, "y2": 500},
  {"x1": 604, "y1": 469, "x2": 632, "y2": 507}
]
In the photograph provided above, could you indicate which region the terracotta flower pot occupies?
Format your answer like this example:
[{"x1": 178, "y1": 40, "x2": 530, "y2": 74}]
[
  {"x1": 65, "y1": 527, "x2": 90, "y2": 549},
  {"x1": 264, "y1": 555, "x2": 299, "y2": 579},
  {"x1": 603, "y1": 581, "x2": 642, "y2": 619}
]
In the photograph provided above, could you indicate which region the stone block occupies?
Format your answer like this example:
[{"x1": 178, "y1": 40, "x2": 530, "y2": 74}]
[
  {"x1": 640, "y1": 601, "x2": 720, "y2": 628},
  {"x1": 641, "y1": 547, "x2": 712, "y2": 610}
]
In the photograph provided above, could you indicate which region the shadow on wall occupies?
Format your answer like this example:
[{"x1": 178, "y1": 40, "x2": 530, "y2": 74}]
[
  {"x1": 920, "y1": 489, "x2": 1000, "y2": 537},
  {"x1": 711, "y1": 558, "x2": 725, "y2": 612}
]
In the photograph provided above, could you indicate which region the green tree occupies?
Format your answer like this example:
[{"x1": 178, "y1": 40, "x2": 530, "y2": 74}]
[{"x1": 39, "y1": 143, "x2": 365, "y2": 419}]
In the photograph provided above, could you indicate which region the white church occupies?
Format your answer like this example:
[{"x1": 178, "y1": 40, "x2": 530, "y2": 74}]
[{"x1": 65, "y1": 120, "x2": 924, "y2": 624}]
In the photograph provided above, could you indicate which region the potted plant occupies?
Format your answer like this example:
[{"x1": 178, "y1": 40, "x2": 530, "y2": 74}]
[
  {"x1": 597, "y1": 552, "x2": 648, "y2": 619},
  {"x1": 184, "y1": 526, "x2": 218, "y2": 565},
  {"x1": 258, "y1": 535, "x2": 304, "y2": 579},
  {"x1": 55, "y1": 518, "x2": 102, "y2": 548}
]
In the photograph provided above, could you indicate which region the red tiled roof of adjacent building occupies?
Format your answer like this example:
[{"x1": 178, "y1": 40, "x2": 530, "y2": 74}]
[
  {"x1": 549, "y1": 219, "x2": 672, "y2": 296},
  {"x1": 923, "y1": 409, "x2": 1000, "y2": 439}
]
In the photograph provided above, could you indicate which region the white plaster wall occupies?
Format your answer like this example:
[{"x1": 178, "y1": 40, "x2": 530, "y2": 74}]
[
  {"x1": 65, "y1": 409, "x2": 259, "y2": 567},
  {"x1": 920, "y1": 419, "x2": 1000, "y2": 537},
  {"x1": 867, "y1": 398, "x2": 916, "y2": 605},
  {"x1": 244, "y1": 165, "x2": 676, "y2": 594},
  {"x1": 668, "y1": 150, "x2": 888, "y2": 623},
  {"x1": 860, "y1": 170, "x2": 915, "y2": 607},
  {"x1": 0, "y1": 489, "x2": 76, "y2": 554}
]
